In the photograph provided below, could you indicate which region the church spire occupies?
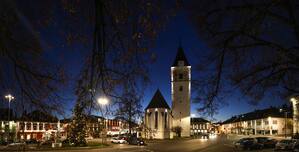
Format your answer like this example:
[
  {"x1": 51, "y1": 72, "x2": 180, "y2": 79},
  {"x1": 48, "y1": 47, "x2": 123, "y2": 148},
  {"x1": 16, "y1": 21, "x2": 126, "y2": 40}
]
[{"x1": 172, "y1": 45, "x2": 190, "y2": 67}]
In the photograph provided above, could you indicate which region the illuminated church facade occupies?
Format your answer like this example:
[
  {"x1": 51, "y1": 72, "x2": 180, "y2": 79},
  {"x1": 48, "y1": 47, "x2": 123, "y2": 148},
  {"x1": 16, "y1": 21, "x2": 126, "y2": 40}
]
[{"x1": 144, "y1": 46, "x2": 191, "y2": 139}]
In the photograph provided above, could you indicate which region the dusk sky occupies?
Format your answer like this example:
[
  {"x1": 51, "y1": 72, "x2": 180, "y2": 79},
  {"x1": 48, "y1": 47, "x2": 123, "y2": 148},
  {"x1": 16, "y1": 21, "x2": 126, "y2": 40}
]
[{"x1": 32, "y1": 7, "x2": 287, "y2": 122}]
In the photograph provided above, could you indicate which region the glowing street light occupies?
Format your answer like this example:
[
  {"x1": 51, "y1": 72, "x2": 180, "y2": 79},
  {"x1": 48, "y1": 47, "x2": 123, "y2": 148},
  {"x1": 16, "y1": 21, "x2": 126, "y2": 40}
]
[
  {"x1": 4, "y1": 94, "x2": 14, "y2": 122},
  {"x1": 291, "y1": 97, "x2": 298, "y2": 103},
  {"x1": 97, "y1": 97, "x2": 109, "y2": 105}
]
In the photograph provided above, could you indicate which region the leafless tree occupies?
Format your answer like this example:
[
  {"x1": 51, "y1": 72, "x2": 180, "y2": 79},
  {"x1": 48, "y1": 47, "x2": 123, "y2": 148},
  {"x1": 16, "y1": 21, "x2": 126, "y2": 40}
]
[
  {"x1": 187, "y1": 0, "x2": 299, "y2": 115},
  {"x1": 0, "y1": 0, "x2": 66, "y2": 114}
]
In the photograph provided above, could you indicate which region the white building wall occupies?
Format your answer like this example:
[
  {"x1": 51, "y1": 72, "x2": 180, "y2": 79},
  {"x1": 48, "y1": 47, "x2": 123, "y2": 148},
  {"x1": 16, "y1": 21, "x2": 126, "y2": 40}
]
[
  {"x1": 145, "y1": 108, "x2": 171, "y2": 139},
  {"x1": 171, "y1": 66, "x2": 191, "y2": 137},
  {"x1": 220, "y1": 117, "x2": 292, "y2": 136}
]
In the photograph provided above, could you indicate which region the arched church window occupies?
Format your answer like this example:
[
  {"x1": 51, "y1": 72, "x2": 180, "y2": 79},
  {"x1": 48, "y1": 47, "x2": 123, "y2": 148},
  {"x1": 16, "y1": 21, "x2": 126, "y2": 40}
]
[
  {"x1": 164, "y1": 112, "x2": 167, "y2": 129},
  {"x1": 179, "y1": 86, "x2": 183, "y2": 91},
  {"x1": 155, "y1": 111, "x2": 158, "y2": 129}
]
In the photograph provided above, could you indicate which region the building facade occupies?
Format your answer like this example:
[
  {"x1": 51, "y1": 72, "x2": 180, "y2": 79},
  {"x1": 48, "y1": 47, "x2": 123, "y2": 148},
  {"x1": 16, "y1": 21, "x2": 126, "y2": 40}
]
[
  {"x1": 220, "y1": 107, "x2": 293, "y2": 136},
  {"x1": 0, "y1": 120, "x2": 65, "y2": 141},
  {"x1": 190, "y1": 118, "x2": 211, "y2": 137}
]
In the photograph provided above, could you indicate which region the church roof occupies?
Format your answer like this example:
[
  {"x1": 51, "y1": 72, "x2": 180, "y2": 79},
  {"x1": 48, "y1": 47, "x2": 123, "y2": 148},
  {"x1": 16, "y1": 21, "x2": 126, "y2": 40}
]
[
  {"x1": 145, "y1": 89, "x2": 170, "y2": 110},
  {"x1": 172, "y1": 46, "x2": 190, "y2": 67}
]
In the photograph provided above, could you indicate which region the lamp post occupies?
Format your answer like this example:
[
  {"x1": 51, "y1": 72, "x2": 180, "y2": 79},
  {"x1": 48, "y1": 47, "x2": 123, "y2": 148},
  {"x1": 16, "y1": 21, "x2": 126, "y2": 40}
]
[
  {"x1": 97, "y1": 96, "x2": 109, "y2": 144},
  {"x1": 4, "y1": 94, "x2": 14, "y2": 142},
  {"x1": 280, "y1": 108, "x2": 288, "y2": 138},
  {"x1": 4, "y1": 94, "x2": 14, "y2": 123}
]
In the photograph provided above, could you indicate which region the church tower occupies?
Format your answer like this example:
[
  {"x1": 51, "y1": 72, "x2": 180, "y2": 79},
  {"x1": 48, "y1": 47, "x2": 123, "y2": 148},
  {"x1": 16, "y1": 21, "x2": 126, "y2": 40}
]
[{"x1": 171, "y1": 46, "x2": 191, "y2": 137}]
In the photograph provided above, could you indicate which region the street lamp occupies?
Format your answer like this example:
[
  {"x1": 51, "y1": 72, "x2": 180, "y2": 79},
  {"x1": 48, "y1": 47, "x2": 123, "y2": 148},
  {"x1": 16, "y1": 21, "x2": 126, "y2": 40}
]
[
  {"x1": 291, "y1": 97, "x2": 298, "y2": 103},
  {"x1": 97, "y1": 97, "x2": 109, "y2": 106},
  {"x1": 97, "y1": 96, "x2": 109, "y2": 144},
  {"x1": 4, "y1": 94, "x2": 14, "y2": 122},
  {"x1": 4, "y1": 94, "x2": 14, "y2": 142}
]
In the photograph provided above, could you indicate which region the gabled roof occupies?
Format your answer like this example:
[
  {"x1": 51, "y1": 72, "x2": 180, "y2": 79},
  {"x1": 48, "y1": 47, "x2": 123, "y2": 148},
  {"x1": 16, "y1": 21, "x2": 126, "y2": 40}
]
[
  {"x1": 145, "y1": 89, "x2": 170, "y2": 110},
  {"x1": 191, "y1": 117, "x2": 210, "y2": 123},
  {"x1": 172, "y1": 46, "x2": 190, "y2": 67}
]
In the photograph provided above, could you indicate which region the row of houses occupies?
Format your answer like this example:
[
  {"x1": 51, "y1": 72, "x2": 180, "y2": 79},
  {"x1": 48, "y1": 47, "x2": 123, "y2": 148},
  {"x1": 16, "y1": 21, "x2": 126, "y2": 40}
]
[
  {"x1": 0, "y1": 110, "x2": 134, "y2": 141},
  {"x1": 218, "y1": 107, "x2": 293, "y2": 136}
]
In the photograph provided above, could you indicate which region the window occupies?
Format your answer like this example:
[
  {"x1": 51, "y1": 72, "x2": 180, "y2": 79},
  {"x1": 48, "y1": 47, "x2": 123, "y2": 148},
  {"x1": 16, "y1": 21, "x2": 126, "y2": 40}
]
[
  {"x1": 155, "y1": 111, "x2": 158, "y2": 129},
  {"x1": 256, "y1": 120, "x2": 261, "y2": 126},
  {"x1": 26, "y1": 123, "x2": 31, "y2": 130},
  {"x1": 273, "y1": 120, "x2": 277, "y2": 124},
  {"x1": 179, "y1": 86, "x2": 183, "y2": 91},
  {"x1": 39, "y1": 124, "x2": 43, "y2": 130},
  {"x1": 164, "y1": 113, "x2": 167, "y2": 129},
  {"x1": 33, "y1": 123, "x2": 37, "y2": 130},
  {"x1": 20, "y1": 123, "x2": 25, "y2": 130},
  {"x1": 264, "y1": 120, "x2": 269, "y2": 125},
  {"x1": 179, "y1": 73, "x2": 183, "y2": 79}
]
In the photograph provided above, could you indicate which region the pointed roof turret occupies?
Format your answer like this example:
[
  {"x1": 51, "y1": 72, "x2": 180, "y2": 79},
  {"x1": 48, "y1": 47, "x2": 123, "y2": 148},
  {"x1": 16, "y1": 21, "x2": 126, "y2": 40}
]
[
  {"x1": 145, "y1": 89, "x2": 170, "y2": 110},
  {"x1": 172, "y1": 46, "x2": 190, "y2": 67}
]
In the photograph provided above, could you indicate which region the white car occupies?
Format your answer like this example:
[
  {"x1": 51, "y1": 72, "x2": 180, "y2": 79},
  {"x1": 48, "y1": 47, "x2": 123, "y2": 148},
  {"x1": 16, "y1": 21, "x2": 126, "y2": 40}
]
[
  {"x1": 111, "y1": 137, "x2": 127, "y2": 144},
  {"x1": 275, "y1": 139, "x2": 297, "y2": 151}
]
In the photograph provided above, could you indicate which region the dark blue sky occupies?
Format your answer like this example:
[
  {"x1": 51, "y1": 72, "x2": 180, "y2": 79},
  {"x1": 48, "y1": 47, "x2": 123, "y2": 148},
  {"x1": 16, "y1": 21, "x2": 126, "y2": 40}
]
[
  {"x1": 39, "y1": 9, "x2": 286, "y2": 122},
  {"x1": 141, "y1": 12, "x2": 286, "y2": 121}
]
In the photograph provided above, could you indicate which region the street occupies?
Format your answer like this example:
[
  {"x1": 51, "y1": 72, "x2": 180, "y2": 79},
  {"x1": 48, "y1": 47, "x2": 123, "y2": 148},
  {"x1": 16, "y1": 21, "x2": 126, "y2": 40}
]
[{"x1": 30, "y1": 135, "x2": 274, "y2": 152}]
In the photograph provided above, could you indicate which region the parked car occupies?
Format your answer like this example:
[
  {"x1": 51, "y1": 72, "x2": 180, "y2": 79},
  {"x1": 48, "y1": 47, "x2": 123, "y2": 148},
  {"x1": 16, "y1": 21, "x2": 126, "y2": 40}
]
[
  {"x1": 234, "y1": 138, "x2": 262, "y2": 150},
  {"x1": 25, "y1": 139, "x2": 40, "y2": 144},
  {"x1": 275, "y1": 139, "x2": 297, "y2": 151},
  {"x1": 111, "y1": 137, "x2": 127, "y2": 144},
  {"x1": 128, "y1": 137, "x2": 145, "y2": 146},
  {"x1": 7, "y1": 142, "x2": 26, "y2": 147},
  {"x1": 255, "y1": 137, "x2": 277, "y2": 148}
]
